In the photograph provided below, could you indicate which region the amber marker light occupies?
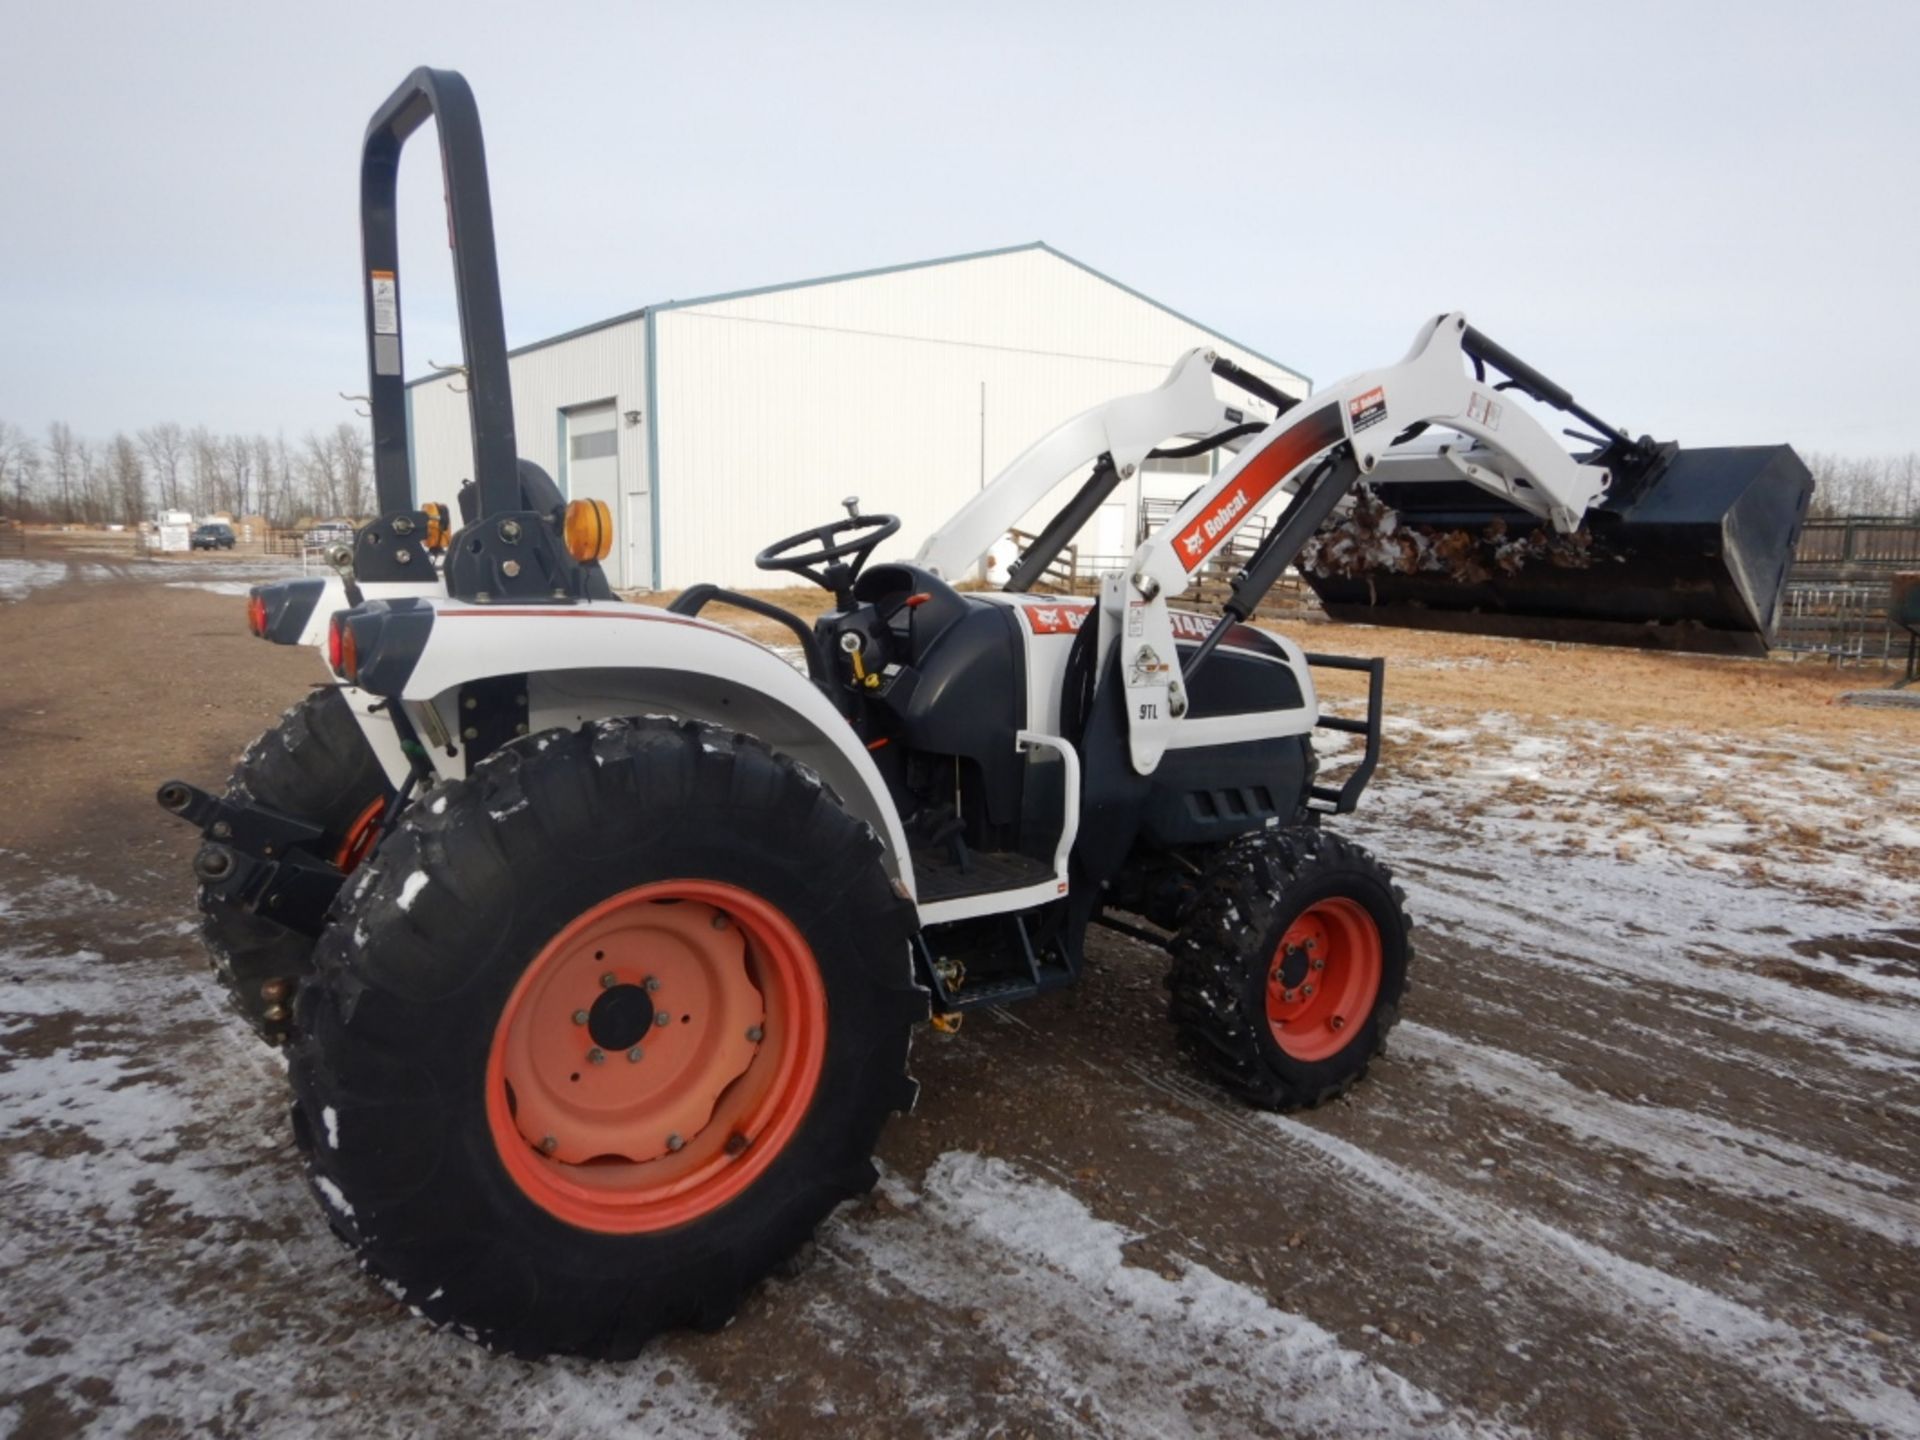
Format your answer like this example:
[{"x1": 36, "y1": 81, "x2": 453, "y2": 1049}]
[{"x1": 564, "y1": 499, "x2": 613, "y2": 563}]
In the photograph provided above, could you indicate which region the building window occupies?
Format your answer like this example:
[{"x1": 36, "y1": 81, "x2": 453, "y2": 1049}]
[{"x1": 571, "y1": 430, "x2": 618, "y2": 461}]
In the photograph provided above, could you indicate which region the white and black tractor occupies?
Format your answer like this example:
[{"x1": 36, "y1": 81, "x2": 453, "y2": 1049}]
[{"x1": 157, "y1": 69, "x2": 1812, "y2": 1357}]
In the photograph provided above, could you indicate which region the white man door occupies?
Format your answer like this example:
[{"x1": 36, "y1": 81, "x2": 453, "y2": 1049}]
[{"x1": 562, "y1": 402, "x2": 652, "y2": 589}]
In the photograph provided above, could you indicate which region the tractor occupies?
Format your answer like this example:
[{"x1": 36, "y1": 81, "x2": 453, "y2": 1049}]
[{"x1": 157, "y1": 68, "x2": 1811, "y2": 1357}]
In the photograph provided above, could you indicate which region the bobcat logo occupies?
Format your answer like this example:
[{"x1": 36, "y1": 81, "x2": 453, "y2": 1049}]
[
  {"x1": 1181, "y1": 532, "x2": 1204, "y2": 557},
  {"x1": 1023, "y1": 604, "x2": 1088, "y2": 635}
]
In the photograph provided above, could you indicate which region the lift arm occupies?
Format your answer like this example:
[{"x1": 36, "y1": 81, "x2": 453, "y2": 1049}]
[
  {"x1": 913, "y1": 349, "x2": 1277, "y2": 582},
  {"x1": 1112, "y1": 312, "x2": 1615, "y2": 774}
]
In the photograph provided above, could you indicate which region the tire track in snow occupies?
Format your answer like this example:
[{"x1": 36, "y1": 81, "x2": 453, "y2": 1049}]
[
  {"x1": 1394, "y1": 853, "x2": 1920, "y2": 1069},
  {"x1": 824, "y1": 1151, "x2": 1525, "y2": 1440},
  {"x1": 1103, "y1": 1052, "x2": 1919, "y2": 1437},
  {"x1": 1396, "y1": 1022, "x2": 1920, "y2": 1247}
]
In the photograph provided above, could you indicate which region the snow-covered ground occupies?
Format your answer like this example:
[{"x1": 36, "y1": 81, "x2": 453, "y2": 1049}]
[
  {"x1": 0, "y1": 558, "x2": 69, "y2": 602},
  {"x1": 0, "y1": 553, "x2": 298, "y2": 604}
]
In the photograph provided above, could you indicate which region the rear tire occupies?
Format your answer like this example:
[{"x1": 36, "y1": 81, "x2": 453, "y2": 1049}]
[
  {"x1": 288, "y1": 716, "x2": 924, "y2": 1357},
  {"x1": 1167, "y1": 828, "x2": 1409, "y2": 1111},
  {"x1": 199, "y1": 687, "x2": 391, "y2": 1043}
]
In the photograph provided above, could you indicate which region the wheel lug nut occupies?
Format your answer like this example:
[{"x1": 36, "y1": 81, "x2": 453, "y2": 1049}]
[
  {"x1": 587, "y1": 1048, "x2": 605, "y2": 1065},
  {"x1": 572, "y1": 1009, "x2": 589, "y2": 1025},
  {"x1": 1302, "y1": 985, "x2": 1314, "y2": 998},
  {"x1": 746, "y1": 1025, "x2": 764, "y2": 1042},
  {"x1": 627, "y1": 1046, "x2": 644, "y2": 1063},
  {"x1": 1283, "y1": 988, "x2": 1297, "y2": 1003},
  {"x1": 1330, "y1": 1015, "x2": 1346, "y2": 1032},
  {"x1": 540, "y1": 1135, "x2": 558, "y2": 1154},
  {"x1": 1310, "y1": 958, "x2": 1325, "y2": 971},
  {"x1": 600, "y1": 973, "x2": 617, "y2": 989},
  {"x1": 710, "y1": 913, "x2": 729, "y2": 931},
  {"x1": 654, "y1": 1012, "x2": 671, "y2": 1027},
  {"x1": 666, "y1": 1133, "x2": 685, "y2": 1152},
  {"x1": 644, "y1": 976, "x2": 660, "y2": 992},
  {"x1": 725, "y1": 1133, "x2": 749, "y2": 1156}
]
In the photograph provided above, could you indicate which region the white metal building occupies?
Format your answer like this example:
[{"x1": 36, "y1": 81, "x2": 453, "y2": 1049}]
[{"x1": 407, "y1": 242, "x2": 1309, "y2": 590}]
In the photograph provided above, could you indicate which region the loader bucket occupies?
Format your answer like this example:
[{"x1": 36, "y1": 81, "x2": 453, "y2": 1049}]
[{"x1": 1301, "y1": 444, "x2": 1814, "y2": 656}]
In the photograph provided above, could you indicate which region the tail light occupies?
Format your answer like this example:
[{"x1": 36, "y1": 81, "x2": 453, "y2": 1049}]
[
  {"x1": 246, "y1": 592, "x2": 269, "y2": 637},
  {"x1": 327, "y1": 612, "x2": 359, "y2": 682}
]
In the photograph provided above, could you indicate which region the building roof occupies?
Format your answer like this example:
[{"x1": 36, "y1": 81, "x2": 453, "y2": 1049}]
[{"x1": 407, "y1": 241, "x2": 1309, "y2": 389}]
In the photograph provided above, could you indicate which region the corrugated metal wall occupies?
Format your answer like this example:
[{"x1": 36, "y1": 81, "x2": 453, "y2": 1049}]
[
  {"x1": 653, "y1": 247, "x2": 1306, "y2": 589},
  {"x1": 407, "y1": 317, "x2": 653, "y2": 586}
]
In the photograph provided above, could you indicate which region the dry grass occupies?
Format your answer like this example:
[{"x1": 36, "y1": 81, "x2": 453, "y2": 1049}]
[
  {"x1": 620, "y1": 582, "x2": 1916, "y2": 752},
  {"x1": 1281, "y1": 615, "x2": 1915, "y2": 745}
]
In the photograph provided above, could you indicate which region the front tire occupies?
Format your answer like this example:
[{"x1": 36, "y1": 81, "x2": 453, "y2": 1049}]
[
  {"x1": 1167, "y1": 828, "x2": 1410, "y2": 1111},
  {"x1": 289, "y1": 717, "x2": 924, "y2": 1357}
]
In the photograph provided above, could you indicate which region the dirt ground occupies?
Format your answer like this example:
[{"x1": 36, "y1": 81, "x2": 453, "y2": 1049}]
[{"x1": 3, "y1": 549, "x2": 1919, "y2": 1439}]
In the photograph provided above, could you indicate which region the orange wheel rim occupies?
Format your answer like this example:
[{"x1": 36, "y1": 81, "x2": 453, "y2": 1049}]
[
  {"x1": 484, "y1": 880, "x2": 827, "y2": 1233},
  {"x1": 1264, "y1": 897, "x2": 1382, "y2": 1062},
  {"x1": 332, "y1": 797, "x2": 387, "y2": 873}
]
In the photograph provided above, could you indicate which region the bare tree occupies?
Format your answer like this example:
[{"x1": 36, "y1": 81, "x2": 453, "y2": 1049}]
[
  {"x1": 17, "y1": 448, "x2": 44, "y2": 522},
  {"x1": 1894, "y1": 453, "x2": 1920, "y2": 518},
  {"x1": 188, "y1": 426, "x2": 222, "y2": 515},
  {"x1": 75, "y1": 437, "x2": 106, "y2": 524},
  {"x1": 46, "y1": 422, "x2": 78, "y2": 523},
  {"x1": 250, "y1": 434, "x2": 278, "y2": 526},
  {"x1": 333, "y1": 421, "x2": 371, "y2": 518},
  {"x1": 139, "y1": 422, "x2": 187, "y2": 511},
  {"x1": 1805, "y1": 452, "x2": 1920, "y2": 518},
  {"x1": 302, "y1": 430, "x2": 341, "y2": 519},
  {"x1": 0, "y1": 422, "x2": 32, "y2": 517},
  {"x1": 270, "y1": 434, "x2": 300, "y2": 527},
  {"x1": 108, "y1": 433, "x2": 147, "y2": 524},
  {"x1": 222, "y1": 434, "x2": 254, "y2": 518}
]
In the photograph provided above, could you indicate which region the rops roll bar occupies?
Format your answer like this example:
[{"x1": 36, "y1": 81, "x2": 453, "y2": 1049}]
[{"x1": 360, "y1": 67, "x2": 519, "y2": 520}]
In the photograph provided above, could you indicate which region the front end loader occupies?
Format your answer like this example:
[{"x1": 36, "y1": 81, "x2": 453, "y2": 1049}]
[{"x1": 157, "y1": 67, "x2": 1810, "y2": 1358}]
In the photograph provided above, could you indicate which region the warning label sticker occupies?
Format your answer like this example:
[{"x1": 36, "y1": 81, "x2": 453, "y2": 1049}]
[
  {"x1": 1467, "y1": 390, "x2": 1504, "y2": 431},
  {"x1": 370, "y1": 270, "x2": 399, "y2": 336},
  {"x1": 1348, "y1": 386, "x2": 1387, "y2": 434}
]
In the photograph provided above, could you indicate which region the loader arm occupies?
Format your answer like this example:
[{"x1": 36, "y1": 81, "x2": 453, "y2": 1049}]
[
  {"x1": 1112, "y1": 312, "x2": 1615, "y2": 774},
  {"x1": 913, "y1": 348, "x2": 1278, "y2": 583}
]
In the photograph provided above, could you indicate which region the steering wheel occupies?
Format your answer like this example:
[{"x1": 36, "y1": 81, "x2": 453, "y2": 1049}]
[{"x1": 755, "y1": 510, "x2": 901, "y2": 603}]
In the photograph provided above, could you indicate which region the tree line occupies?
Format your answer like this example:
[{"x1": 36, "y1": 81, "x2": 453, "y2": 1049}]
[
  {"x1": 1801, "y1": 452, "x2": 1920, "y2": 520},
  {"x1": 1, "y1": 415, "x2": 1913, "y2": 529},
  {"x1": 0, "y1": 420, "x2": 374, "y2": 529}
]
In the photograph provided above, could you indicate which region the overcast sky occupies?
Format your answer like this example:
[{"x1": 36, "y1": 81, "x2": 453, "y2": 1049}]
[{"x1": 3, "y1": 1, "x2": 1915, "y2": 455}]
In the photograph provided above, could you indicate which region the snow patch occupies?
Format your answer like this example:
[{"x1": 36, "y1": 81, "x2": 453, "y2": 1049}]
[
  {"x1": 314, "y1": 1177, "x2": 355, "y2": 1218},
  {"x1": 0, "y1": 558, "x2": 69, "y2": 601},
  {"x1": 322, "y1": 1106, "x2": 340, "y2": 1150},
  {"x1": 165, "y1": 579, "x2": 254, "y2": 597},
  {"x1": 396, "y1": 871, "x2": 429, "y2": 913}
]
